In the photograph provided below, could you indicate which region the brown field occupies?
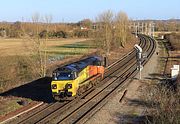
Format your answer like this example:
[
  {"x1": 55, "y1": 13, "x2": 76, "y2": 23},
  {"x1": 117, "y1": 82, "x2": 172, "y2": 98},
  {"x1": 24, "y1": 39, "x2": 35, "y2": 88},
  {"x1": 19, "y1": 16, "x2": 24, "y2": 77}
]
[{"x1": 0, "y1": 38, "x2": 91, "y2": 56}]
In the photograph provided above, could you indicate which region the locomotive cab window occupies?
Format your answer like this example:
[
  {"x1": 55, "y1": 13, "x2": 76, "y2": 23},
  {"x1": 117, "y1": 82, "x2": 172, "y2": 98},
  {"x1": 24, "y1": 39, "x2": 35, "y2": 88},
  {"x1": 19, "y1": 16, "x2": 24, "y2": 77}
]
[
  {"x1": 53, "y1": 71, "x2": 75, "y2": 80},
  {"x1": 93, "y1": 60, "x2": 102, "y2": 66},
  {"x1": 52, "y1": 73, "x2": 57, "y2": 80}
]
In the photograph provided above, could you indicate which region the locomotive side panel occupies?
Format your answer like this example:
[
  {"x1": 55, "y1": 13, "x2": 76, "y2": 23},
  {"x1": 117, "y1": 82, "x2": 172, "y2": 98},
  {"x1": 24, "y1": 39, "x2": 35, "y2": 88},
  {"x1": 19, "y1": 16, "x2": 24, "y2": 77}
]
[{"x1": 89, "y1": 65, "x2": 98, "y2": 76}]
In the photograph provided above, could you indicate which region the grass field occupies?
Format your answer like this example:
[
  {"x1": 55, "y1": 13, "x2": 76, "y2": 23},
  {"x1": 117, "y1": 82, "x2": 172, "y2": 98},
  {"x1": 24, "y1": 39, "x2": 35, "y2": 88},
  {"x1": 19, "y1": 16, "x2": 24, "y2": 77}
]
[
  {"x1": 46, "y1": 39, "x2": 95, "y2": 60},
  {"x1": 0, "y1": 38, "x2": 95, "y2": 57}
]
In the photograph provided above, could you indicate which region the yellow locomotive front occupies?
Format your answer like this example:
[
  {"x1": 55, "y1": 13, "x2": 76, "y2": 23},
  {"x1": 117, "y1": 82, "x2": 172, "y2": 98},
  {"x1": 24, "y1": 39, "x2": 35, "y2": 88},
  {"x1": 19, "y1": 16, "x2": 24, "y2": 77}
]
[{"x1": 51, "y1": 69, "x2": 78, "y2": 100}]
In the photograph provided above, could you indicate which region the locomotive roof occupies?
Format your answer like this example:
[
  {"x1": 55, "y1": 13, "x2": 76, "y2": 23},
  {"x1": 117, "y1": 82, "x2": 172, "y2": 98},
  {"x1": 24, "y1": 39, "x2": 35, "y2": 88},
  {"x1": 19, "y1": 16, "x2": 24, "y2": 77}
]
[{"x1": 54, "y1": 56, "x2": 102, "y2": 73}]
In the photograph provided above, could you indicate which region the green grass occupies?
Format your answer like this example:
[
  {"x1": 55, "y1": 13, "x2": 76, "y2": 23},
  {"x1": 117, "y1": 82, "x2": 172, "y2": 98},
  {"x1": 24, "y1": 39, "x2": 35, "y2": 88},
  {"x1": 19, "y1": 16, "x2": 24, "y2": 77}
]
[
  {"x1": 54, "y1": 43, "x2": 95, "y2": 49},
  {"x1": 47, "y1": 49, "x2": 87, "y2": 56},
  {"x1": 47, "y1": 41, "x2": 95, "y2": 58}
]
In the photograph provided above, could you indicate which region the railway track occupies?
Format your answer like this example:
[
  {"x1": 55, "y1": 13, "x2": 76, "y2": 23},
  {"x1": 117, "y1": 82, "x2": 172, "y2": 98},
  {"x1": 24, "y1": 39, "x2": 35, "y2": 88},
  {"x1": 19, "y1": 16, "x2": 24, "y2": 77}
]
[
  {"x1": 7, "y1": 34, "x2": 156, "y2": 124},
  {"x1": 49, "y1": 35, "x2": 155, "y2": 124}
]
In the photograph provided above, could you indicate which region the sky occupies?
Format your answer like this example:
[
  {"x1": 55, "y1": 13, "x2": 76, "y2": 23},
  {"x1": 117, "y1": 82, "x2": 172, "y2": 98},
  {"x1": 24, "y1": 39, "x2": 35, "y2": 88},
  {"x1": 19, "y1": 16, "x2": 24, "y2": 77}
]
[{"x1": 0, "y1": 0, "x2": 179, "y2": 22}]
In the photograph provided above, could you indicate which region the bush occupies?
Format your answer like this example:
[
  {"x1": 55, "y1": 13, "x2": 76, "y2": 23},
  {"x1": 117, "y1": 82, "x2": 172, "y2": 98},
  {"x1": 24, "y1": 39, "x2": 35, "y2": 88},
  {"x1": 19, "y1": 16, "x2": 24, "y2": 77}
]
[
  {"x1": 39, "y1": 30, "x2": 68, "y2": 38},
  {"x1": 39, "y1": 30, "x2": 48, "y2": 38},
  {"x1": 0, "y1": 56, "x2": 37, "y2": 93},
  {"x1": 55, "y1": 31, "x2": 67, "y2": 38},
  {"x1": 143, "y1": 83, "x2": 180, "y2": 124},
  {"x1": 74, "y1": 29, "x2": 92, "y2": 38},
  {"x1": 164, "y1": 33, "x2": 180, "y2": 50}
]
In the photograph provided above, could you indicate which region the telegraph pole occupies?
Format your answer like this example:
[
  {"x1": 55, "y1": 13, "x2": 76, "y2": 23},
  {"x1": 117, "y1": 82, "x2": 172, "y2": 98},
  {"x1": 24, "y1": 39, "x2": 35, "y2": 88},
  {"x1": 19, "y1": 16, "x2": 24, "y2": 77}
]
[
  {"x1": 137, "y1": 22, "x2": 140, "y2": 34},
  {"x1": 141, "y1": 22, "x2": 144, "y2": 34},
  {"x1": 133, "y1": 22, "x2": 136, "y2": 33},
  {"x1": 145, "y1": 23, "x2": 148, "y2": 35},
  {"x1": 152, "y1": 23, "x2": 155, "y2": 38},
  {"x1": 135, "y1": 25, "x2": 138, "y2": 37}
]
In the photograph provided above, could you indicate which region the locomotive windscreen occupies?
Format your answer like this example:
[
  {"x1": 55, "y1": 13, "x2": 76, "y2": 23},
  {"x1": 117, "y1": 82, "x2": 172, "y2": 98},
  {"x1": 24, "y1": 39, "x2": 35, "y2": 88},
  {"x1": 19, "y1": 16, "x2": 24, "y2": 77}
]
[{"x1": 53, "y1": 71, "x2": 75, "y2": 80}]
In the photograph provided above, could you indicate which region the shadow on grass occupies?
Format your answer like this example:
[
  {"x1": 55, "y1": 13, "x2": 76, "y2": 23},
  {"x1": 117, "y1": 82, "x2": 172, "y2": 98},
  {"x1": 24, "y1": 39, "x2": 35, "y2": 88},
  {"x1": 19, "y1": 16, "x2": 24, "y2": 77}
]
[
  {"x1": 145, "y1": 72, "x2": 177, "y2": 91},
  {"x1": 149, "y1": 73, "x2": 165, "y2": 78},
  {"x1": 0, "y1": 77, "x2": 54, "y2": 103},
  {"x1": 160, "y1": 56, "x2": 180, "y2": 59},
  {"x1": 54, "y1": 43, "x2": 95, "y2": 49},
  {"x1": 114, "y1": 112, "x2": 153, "y2": 124},
  {"x1": 47, "y1": 51, "x2": 84, "y2": 56},
  {"x1": 112, "y1": 97, "x2": 158, "y2": 123},
  {"x1": 127, "y1": 98, "x2": 159, "y2": 108},
  {"x1": 144, "y1": 72, "x2": 171, "y2": 82}
]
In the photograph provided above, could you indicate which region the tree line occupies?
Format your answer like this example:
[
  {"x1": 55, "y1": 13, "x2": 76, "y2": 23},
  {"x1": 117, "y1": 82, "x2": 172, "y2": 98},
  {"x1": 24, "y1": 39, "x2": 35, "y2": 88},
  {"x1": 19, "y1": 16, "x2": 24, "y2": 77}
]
[
  {"x1": 164, "y1": 33, "x2": 180, "y2": 50},
  {"x1": 155, "y1": 20, "x2": 180, "y2": 32},
  {"x1": 0, "y1": 18, "x2": 95, "y2": 38}
]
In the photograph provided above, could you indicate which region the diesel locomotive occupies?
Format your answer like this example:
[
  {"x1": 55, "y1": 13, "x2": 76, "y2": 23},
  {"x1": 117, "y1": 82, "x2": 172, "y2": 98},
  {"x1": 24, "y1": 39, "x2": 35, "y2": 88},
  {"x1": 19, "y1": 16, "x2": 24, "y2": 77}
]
[{"x1": 51, "y1": 56, "x2": 105, "y2": 100}]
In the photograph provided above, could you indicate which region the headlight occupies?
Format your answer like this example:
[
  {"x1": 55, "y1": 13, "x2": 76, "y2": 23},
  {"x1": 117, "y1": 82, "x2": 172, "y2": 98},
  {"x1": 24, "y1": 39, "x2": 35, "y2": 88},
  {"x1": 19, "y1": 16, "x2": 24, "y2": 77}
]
[
  {"x1": 67, "y1": 84, "x2": 72, "y2": 89},
  {"x1": 52, "y1": 84, "x2": 57, "y2": 89}
]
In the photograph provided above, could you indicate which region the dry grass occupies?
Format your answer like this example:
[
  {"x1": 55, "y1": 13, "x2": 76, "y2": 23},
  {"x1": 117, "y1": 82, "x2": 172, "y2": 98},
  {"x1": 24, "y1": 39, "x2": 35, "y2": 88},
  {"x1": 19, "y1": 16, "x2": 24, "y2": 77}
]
[
  {"x1": 142, "y1": 83, "x2": 180, "y2": 124},
  {"x1": 0, "y1": 96, "x2": 32, "y2": 116},
  {"x1": 0, "y1": 39, "x2": 24, "y2": 56},
  {"x1": 0, "y1": 99, "x2": 21, "y2": 116},
  {"x1": 0, "y1": 38, "x2": 89, "y2": 56}
]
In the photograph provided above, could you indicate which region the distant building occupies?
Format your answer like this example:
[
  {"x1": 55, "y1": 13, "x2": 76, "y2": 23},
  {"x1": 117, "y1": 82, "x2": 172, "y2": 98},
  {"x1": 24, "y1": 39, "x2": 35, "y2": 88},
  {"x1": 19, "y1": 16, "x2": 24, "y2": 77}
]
[{"x1": 80, "y1": 26, "x2": 87, "y2": 30}]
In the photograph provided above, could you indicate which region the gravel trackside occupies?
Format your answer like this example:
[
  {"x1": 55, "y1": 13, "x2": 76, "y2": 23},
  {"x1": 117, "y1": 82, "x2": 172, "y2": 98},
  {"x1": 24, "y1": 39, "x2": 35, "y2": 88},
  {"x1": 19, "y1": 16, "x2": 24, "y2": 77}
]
[{"x1": 85, "y1": 40, "x2": 159, "y2": 124}]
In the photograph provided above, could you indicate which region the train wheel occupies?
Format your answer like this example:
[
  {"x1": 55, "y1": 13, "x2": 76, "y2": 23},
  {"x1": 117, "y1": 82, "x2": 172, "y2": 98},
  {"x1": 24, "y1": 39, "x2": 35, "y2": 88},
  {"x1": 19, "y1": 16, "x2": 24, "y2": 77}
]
[
  {"x1": 89, "y1": 82, "x2": 92, "y2": 88},
  {"x1": 93, "y1": 80, "x2": 96, "y2": 86},
  {"x1": 54, "y1": 96, "x2": 60, "y2": 101},
  {"x1": 97, "y1": 77, "x2": 101, "y2": 82},
  {"x1": 89, "y1": 81, "x2": 93, "y2": 88},
  {"x1": 77, "y1": 88, "x2": 82, "y2": 96}
]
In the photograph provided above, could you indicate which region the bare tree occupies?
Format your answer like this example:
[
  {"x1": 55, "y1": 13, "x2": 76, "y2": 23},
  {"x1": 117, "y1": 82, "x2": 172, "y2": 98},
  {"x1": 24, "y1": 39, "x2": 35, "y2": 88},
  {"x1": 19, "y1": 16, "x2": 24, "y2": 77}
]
[
  {"x1": 95, "y1": 10, "x2": 114, "y2": 55},
  {"x1": 23, "y1": 13, "x2": 51, "y2": 77},
  {"x1": 114, "y1": 11, "x2": 129, "y2": 48},
  {"x1": 44, "y1": 14, "x2": 52, "y2": 76}
]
